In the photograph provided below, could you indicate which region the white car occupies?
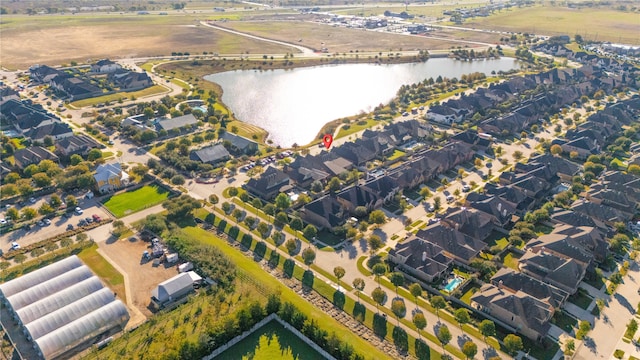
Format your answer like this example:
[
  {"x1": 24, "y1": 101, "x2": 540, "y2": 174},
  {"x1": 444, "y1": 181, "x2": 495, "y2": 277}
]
[
  {"x1": 10, "y1": 242, "x2": 20, "y2": 250},
  {"x1": 44, "y1": 218, "x2": 51, "y2": 225},
  {"x1": 462, "y1": 185, "x2": 471, "y2": 192},
  {"x1": 75, "y1": 207, "x2": 83, "y2": 215},
  {"x1": 0, "y1": 219, "x2": 6, "y2": 225}
]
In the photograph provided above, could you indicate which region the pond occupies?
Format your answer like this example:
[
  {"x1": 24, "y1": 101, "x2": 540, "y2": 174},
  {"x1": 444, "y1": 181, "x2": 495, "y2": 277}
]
[{"x1": 205, "y1": 58, "x2": 520, "y2": 147}]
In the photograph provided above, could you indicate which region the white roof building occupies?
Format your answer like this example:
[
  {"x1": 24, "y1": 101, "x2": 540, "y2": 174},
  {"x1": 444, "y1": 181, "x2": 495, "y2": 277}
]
[{"x1": 151, "y1": 271, "x2": 202, "y2": 307}]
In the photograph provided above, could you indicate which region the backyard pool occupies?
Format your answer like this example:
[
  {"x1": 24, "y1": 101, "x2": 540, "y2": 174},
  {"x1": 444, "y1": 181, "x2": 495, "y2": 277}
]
[{"x1": 444, "y1": 277, "x2": 463, "y2": 292}]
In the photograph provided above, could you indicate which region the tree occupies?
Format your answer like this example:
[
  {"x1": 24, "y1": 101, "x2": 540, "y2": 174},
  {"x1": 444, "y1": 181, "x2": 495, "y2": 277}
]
[
  {"x1": 564, "y1": 339, "x2": 575, "y2": 355},
  {"x1": 503, "y1": 334, "x2": 523, "y2": 355},
  {"x1": 251, "y1": 198, "x2": 262, "y2": 210},
  {"x1": 14, "y1": 253, "x2": 26, "y2": 264},
  {"x1": 389, "y1": 272, "x2": 404, "y2": 295},
  {"x1": 302, "y1": 224, "x2": 317, "y2": 240},
  {"x1": 142, "y1": 213, "x2": 167, "y2": 235},
  {"x1": 228, "y1": 187, "x2": 238, "y2": 197},
  {"x1": 462, "y1": 340, "x2": 478, "y2": 360},
  {"x1": 454, "y1": 308, "x2": 471, "y2": 330},
  {"x1": 413, "y1": 312, "x2": 427, "y2": 339},
  {"x1": 285, "y1": 239, "x2": 297, "y2": 256},
  {"x1": 369, "y1": 210, "x2": 386, "y2": 225},
  {"x1": 433, "y1": 196, "x2": 441, "y2": 210},
  {"x1": 333, "y1": 266, "x2": 346, "y2": 289},
  {"x1": 327, "y1": 177, "x2": 341, "y2": 193},
  {"x1": 275, "y1": 192, "x2": 291, "y2": 210},
  {"x1": 6, "y1": 208, "x2": 19, "y2": 221},
  {"x1": 60, "y1": 237, "x2": 73, "y2": 248},
  {"x1": 21, "y1": 207, "x2": 37, "y2": 220},
  {"x1": 289, "y1": 217, "x2": 303, "y2": 231},
  {"x1": 0, "y1": 261, "x2": 10, "y2": 271},
  {"x1": 437, "y1": 324, "x2": 452, "y2": 351},
  {"x1": 391, "y1": 299, "x2": 406, "y2": 324},
  {"x1": 162, "y1": 195, "x2": 201, "y2": 220},
  {"x1": 368, "y1": 234, "x2": 383, "y2": 256},
  {"x1": 431, "y1": 296, "x2": 446, "y2": 319},
  {"x1": 49, "y1": 194, "x2": 62, "y2": 208},
  {"x1": 478, "y1": 320, "x2": 496, "y2": 342},
  {"x1": 353, "y1": 277, "x2": 365, "y2": 303},
  {"x1": 232, "y1": 209, "x2": 243, "y2": 223},
  {"x1": 596, "y1": 298, "x2": 606, "y2": 312},
  {"x1": 275, "y1": 212, "x2": 289, "y2": 228},
  {"x1": 87, "y1": 148, "x2": 102, "y2": 161},
  {"x1": 372, "y1": 263, "x2": 386, "y2": 286},
  {"x1": 629, "y1": 164, "x2": 640, "y2": 176},
  {"x1": 512, "y1": 150, "x2": 523, "y2": 161},
  {"x1": 65, "y1": 195, "x2": 78, "y2": 208},
  {"x1": 409, "y1": 283, "x2": 422, "y2": 309},
  {"x1": 301, "y1": 247, "x2": 316, "y2": 269},
  {"x1": 372, "y1": 287, "x2": 386, "y2": 312},
  {"x1": 32, "y1": 173, "x2": 51, "y2": 187},
  {"x1": 171, "y1": 175, "x2": 185, "y2": 185},
  {"x1": 550, "y1": 144, "x2": 563, "y2": 155},
  {"x1": 310, "y1": 180, "x2": 323, "y2": 193},
  {"x1": 76, "y1": 233, "x2": 89, "y2": 243},
  {"x1": 256, "y1": 222, "x2": 269, "y2": 238},
  {"x1": 354, "y1": 206, "x2": 368, "y2": 218},
  {"x1": 31, "y1": 247, "x2": 45, "y2": 258},
  {"x1": 209, "y1": 194, "x2": 219, "y2": 206},
  {"x1": 263, "y1": 203, "x2": 276, "y2": 216}
]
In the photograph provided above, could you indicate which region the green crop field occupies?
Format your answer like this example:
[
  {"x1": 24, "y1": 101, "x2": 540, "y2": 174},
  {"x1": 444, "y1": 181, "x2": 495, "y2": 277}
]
[
  {"x1": 102, "y1": 184, "x2": 170, "y2": 218},
  {"x1": 216, "y1": 319, "x2": 326, "y2": 360}
]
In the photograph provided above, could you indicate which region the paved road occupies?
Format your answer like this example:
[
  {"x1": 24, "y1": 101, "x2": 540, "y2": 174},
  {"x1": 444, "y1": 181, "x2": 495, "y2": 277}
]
[{"x1": 574, "y1": 258, "x2": 640, "y2": 360}]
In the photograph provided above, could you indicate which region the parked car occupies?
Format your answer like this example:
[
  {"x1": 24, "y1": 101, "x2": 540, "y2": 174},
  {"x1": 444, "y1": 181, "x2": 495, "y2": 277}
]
[
  {"x1": 29, "y1": 197, "x2": 36, "y2": 204},
  {"x1": 85, "y1": 217, "x2": 93, "y2": 223},
  {"x1": 43, "y1": 218, "x2": 51, "y2": 225},
  {"x1": 446, "y1": 195, "x2": 455, "y2": 203},
  {"x1": 75, "y1": 207, "x2": 83, "y2": 215},
  {"x1": 10, "y1": 242, "x2": 20, "y2": 250},
  {"x1": 92, "y1": 214, "x2": 101, "y2": 222},
  {"x1": 462, "y1": 185, "x2": 471, "y2": 192},
  {"x1": 78, "y1": 219, "x2": 88, "y2": 226},
  {"x1": 0, "y1": 219, "x2": 6, "y2": 225},
  {"x1": 427, "y1": 204, "x2": 435, "y2": 212},
  {"x1": 67, "y1": 224, "x2": 74, "y2": 231},
  {"x1": 37, "y1": 220, "x2": 44, "y2": 226}
]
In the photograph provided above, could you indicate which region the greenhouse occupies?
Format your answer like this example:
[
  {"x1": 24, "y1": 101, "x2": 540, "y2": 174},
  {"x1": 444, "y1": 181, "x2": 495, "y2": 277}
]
[{"x1": 0, "y1": 255, "x2": 129, "y2": 359}]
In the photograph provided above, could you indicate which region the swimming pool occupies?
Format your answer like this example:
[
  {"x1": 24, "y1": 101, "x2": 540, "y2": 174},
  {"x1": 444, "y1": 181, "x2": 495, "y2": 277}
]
[{"x1": 444, "y1": 277, "x2": 463, "y2": 292}]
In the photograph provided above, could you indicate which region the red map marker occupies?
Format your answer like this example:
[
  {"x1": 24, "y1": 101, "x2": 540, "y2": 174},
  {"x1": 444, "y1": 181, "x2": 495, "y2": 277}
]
[{"x1": 322, "y1": 134, "x2": 333, "y2": 149}]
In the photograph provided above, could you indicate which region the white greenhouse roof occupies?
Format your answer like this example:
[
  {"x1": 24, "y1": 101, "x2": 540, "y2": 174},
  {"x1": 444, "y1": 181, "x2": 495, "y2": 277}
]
[
  {"x1": 0, "y1": 255, "x2": 129, "y2": 360},
  {"x1": 35, "y1": 300, "x2": 129, "y2": 360},
  {"x1": 7, "y1": 265, "x2": 94, "y2": 311},
  {"x1": 0, "y1": 255, "x2": 83, "y2": 298},
  {"x1": 17, "y1": 277, "x2": 105, "y2": 325}
]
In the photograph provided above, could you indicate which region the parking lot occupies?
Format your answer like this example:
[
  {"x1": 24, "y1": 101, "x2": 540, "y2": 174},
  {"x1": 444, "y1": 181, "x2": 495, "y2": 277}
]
[{"x1": 0, "y1": 198, "x2": 111, "y2": 254}]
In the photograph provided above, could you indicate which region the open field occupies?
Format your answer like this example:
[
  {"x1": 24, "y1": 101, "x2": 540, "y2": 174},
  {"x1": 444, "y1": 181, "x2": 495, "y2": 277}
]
[
  {"x1": 217, "y1": 319, "x2": 326, "y2": 359},
  {"x1": 0, "y1": 14, "x2": 294, "y2": 69},
  {"x1": 102, "y1": 184, "x2": 170, "y2": 218},
  {"x1": 458, "y1": 5, "x2": 640, "y2": 44},
  {"x1": 216, "y1": 21, "x2": 473, "y2": 53},
  {"x1": 77, "y1": 243, "x2": 127, "y2": 302},
  {"x1": 69, "y1": 84, "x2": 168, "y2": 107}
]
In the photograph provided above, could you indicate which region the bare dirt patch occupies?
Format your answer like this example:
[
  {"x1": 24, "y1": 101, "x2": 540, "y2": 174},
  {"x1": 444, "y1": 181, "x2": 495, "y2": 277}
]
[
  {"x1": 97, "y1": 237, "x2": 177, "y2": 317},
  {"x1": 0, "y1": 17, "x2": 293, "y2": 69}
]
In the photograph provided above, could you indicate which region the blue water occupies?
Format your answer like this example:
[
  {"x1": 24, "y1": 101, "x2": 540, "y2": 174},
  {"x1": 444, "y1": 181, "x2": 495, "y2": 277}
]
[{"x1": 444, "y1": 278, "x2": 463, "y2": 292}]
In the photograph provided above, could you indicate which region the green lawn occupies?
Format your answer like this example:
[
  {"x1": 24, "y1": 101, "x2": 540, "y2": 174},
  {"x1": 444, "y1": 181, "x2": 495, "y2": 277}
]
[
  {"x1": 551, "y1": 311, "x2": 577, "y2": 333},
  {"x1": 70, "y1": 85, "x2": 168, "y2": 107},
  {"x1": 336, "y1": 119, "x2": 379, "y2": 139},
  {"x1": 569, "y1": 289, "x2": 592, "y2": 310},
  {"x1": 77, "y1": 243, "x2": 126, "y2": 302},
  {"x1": 217, "y1": 319, "x2": 325, "y2": 360},
  {"x1": 102, "y1": 184, "x2": 170, "y2": 217},
  {"x1": 501, "y1": 252, "x2": 521, "y2": 271},
  {"x1": 485, "y1": 230, "x2": 509, "y2": 250},
  {"x1": 387, "y1": 149, "x2": 406, "y2": 161}
]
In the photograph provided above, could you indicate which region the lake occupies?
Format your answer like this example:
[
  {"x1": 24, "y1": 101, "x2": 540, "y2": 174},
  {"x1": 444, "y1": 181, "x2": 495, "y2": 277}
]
[{"x1": 204, "y1": 58, "x2": 520, "y2": 147}]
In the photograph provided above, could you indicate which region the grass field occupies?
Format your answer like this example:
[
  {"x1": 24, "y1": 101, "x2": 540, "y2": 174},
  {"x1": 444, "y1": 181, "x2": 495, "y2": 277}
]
[
  {"x1": 459, "y1": 5, "x2": 639, "y2": 44},
  {"x1": 70, "y1": 85, "x2": 168, "y2": 108},
  {"x1": 102, "y1": 184, "x2": 170, "y2": 218},
  {"x1": 336, "y1": 119, "x2": 380, "y2": 139},
  {"x1": 77, "y1": 243, "x2": 126, "y2": 302},
  {"x1": 217, "y1": 319, "x2": 325, "y2": 360}
]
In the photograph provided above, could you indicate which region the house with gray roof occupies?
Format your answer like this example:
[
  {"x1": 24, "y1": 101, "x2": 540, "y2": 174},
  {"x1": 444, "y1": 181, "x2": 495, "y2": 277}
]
[
  {"x1": 299, "y1": 195, "x2": 347, "y2": 231},
  {"x1": 151, "y1": 271, "x2": 202, "y2": 309},
  {"x1": 490, "y1": 268, "x2": 569, "y2": 309},
  {"x1": 13, "y1": 147, "x2": 59, "y2": 170},
  {"x1": 518, "y1": 247, "x2": 587, "y2": 295},
  {"x1": 190, "y1": 145, "x2": 230, "y2": 165},
  {"x1": 415, "y1": 224, "x2": 486, "y2": 267},
  {"x1": 94, "y1": 162, "x2": 129, "y2": 193},
  {"x1": 388, "y1": 236, "x2": 452, "y2": 283},
  {"x1": 441, "y1": 207, "x2": 495, "y2": 242},
  {"x1": 219, "y1": 131, "x2": 258, "y2": 155},
  {"x1": 155, "y1": 113, "x2": 198, "y2": 132},
  {"x1": 24, "y1": 122, "x2": 73, "y2": 142},
  {"x1": 244, "y1": 166, "x2": 291, "y2": 200}
]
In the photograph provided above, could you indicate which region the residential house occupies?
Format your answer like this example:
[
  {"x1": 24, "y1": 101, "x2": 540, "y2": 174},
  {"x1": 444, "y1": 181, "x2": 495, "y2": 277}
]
[
  {"x1": 441, "y1": 207, "x2": 495, "y2": 242},
  {"x1": 426, "y1": 105, "x2": 465, "y2": 124},
  {"x1": 388, "y1": 237, "x2": 452, "y2": 283},
  {"x1": 527, "y1": 224, "x2": 607, "y2": 264},
  {"x1": 13, "y1": 147, "x2": 59, "y2": 170},
  {"x1": 471, "y1": 283, "x2": 553, "y2": 342},
  {"x1": 571, "y1": 199, "x2": 632, "y2": 226},
  {"x1": 109, "y1": 71, "x2": 153, "y2": 91},
  {"x1": 219, "y1": 132, "x2": 258, "y2": 155},
  {"x1": 490, "y1": 268, "x2": 569, "y2": 309},
  {"x1": 24, "y1": 122, "x2": 73, "y2": 142},
  {"x1": 0, "y1": 99, "x2": 60, "y2": 135},
  {"x1": 189, "y1": 145, "x2": 231, "y2": 165},
  {"x1": 464, "y1": 192, "x2": 518, "y2": 228},
  {"x1": 51, "y1": 76, "x2": 103, "y2": 101},
  {"x1": 560, "y1": 137, "x2": 600, "y2": 160},
  {"x1": 155, "y1": 114, "x2": 198, "y2": 133},
  {"x1": 550, "y1": 210, "x2": 604, "y2": 232},
  {"x1": 244, "y1": 166, "x2": 291, "y2": 200},
  {"x1": 527, "y1": 154, "x2": 581, "y2": 182},
  {"x1": 299, "y1": 195, "x2": 347, "y2": 231},
  {"x1": 29, "y1": 65, "x2": 64, "y2": 84},
  {"x1": 450, "y1": 131, "x2": 492, "y2": 152},
  {"x1": 91, "y1": 59, "x2": 122, "y2": 73},
  {"x1": 415, "y1": 224, "x2": 486, "y2": 267},
  {"x1": 518, "y1": 247, "x2": 588, "y2": 295},
  {"x1": 586, "y1": 188, "x2": 637, "y2": 217},
  {"x1": 55, "y1": 134, "x2": 102, "y2": 158},
  {"x1": 94, "y1": 162, "x2": 129, "y2": 193},
  {"x1": 0, "y1": 87, "x2": 19, "y2": 106},
  {"x1": 334, "y1": 142, "x2": 378, "y2": 166}
]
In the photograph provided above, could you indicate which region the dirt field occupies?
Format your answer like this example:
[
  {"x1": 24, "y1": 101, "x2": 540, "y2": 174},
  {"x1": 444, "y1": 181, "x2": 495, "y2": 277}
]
[
  {"x1": 0, "y1": 14, "x2": 294, "y2": 69},
  {"x1": 459, "y1": 5, "x2": 640, "y2": 44},
  {"x1": 217, "y1": 20, "x2": 477, "y2": 53},
  {"x1": 97, "y1": 236, "x2": 177, "y2": 317}
]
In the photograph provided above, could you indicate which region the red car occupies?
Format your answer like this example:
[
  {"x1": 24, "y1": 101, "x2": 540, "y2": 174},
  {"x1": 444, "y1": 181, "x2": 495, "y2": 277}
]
[{"x1": 92, "y1": 214, "x2": 101, "y2": 222}]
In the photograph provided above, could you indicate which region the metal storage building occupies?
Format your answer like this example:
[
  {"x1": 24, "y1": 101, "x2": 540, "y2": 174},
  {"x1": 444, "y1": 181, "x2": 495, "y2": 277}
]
[
  {"x1": 0, "y1": 255, "x2": 129, "y2": 360},
  {"x1": 151, "y1": 271, "x2": 201, "y2": 308}
]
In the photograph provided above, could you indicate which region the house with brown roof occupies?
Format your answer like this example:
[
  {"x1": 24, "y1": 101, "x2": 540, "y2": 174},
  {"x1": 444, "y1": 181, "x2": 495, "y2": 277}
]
[
  {"x1": 518, "y1": 247, "x2": 588, "y2": 295},
  {"x1": 244, "y1": 166, "x2": 291, "y2": 200},
  {"x1": 415, "y1": 224, "x2": 486, "y2": 267},
  {"x1": 13, "y1": 147, "x2": 59, "y2": 170},
  {"x1": 388, "y1": 236, "x2": 452, "y2": 283}
]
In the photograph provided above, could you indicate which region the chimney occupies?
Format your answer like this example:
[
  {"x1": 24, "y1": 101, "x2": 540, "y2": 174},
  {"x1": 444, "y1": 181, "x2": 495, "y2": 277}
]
[
  {"x1": 498, "y1": 280, "x2": 503, "y2": 289},
  {"x1": 497, "y1": 203, "x2": 502, "y2": 212},
  {"x1": 422, "y1": 251, "x2": 427, "y2": 262}
]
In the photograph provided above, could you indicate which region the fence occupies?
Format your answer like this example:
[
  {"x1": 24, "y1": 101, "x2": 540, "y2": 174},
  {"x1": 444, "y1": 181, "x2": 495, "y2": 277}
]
[{"x1": 202, "y1": 313, "x2": 336, "y2": 360}]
